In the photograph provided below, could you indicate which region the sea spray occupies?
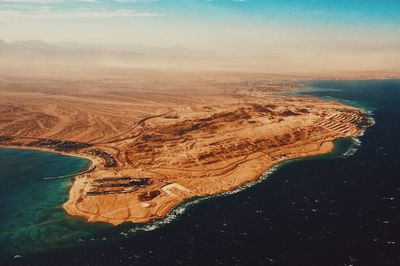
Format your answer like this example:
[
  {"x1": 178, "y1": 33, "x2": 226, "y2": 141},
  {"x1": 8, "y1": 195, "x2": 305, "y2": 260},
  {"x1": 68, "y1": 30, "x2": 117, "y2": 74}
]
[
  {"x1": 341, "y1": 138, "x2": 362, "y2": 158},
  {"x1": 124, "y1": 130, "x2": 369, "y2": 235},
  {"x1": 125, "y1": 165, "x2": 281, "y2": 234}
]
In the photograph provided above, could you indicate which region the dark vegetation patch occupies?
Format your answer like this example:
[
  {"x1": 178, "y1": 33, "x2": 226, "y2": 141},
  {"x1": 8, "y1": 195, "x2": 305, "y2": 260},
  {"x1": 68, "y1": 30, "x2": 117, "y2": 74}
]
[
  {"x1": 29, "y1": 139, "x2": 92, "y2": 152},
  {"x1": 87, "y1": 149, "x2": 117, "y2": 167}
]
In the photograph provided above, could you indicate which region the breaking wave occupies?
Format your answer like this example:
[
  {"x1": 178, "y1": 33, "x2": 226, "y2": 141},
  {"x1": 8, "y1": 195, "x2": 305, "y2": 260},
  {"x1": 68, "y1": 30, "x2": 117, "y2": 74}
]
[
  {"x1": 341, "y1": 138, "x2": 362, "y2": 158},
  {"x1": 123, "y1": 115, "x2": 376, "y2": 235},
  {"x1": 125, "y1": 165, "x2": 281, "y2": 234}
]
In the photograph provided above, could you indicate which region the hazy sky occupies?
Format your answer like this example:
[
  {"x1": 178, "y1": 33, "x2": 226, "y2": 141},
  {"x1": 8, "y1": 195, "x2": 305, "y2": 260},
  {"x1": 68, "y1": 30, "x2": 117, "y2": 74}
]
[
  {"x1": 0, "y1": 0, "x2": 399, "y2": 46},
  {"x1": 1, "y1": 0, "x2": 399, "y2": 72}
]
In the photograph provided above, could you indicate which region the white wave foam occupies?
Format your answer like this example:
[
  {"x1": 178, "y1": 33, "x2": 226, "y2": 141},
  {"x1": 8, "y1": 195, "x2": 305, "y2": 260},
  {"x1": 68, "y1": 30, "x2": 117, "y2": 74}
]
[
  {"x1": 123, "y1": 113, "x2": 375, "y2": 235},
  {"x1": 368, "y1": 116, "x2": 376, "y2": 126},
  {"x1": 127, "y1": 198, "x2": 203, "y2": 234},
  {"x1": 125, "y1": 165, "x2": 281, "y2": 234},
  {"x1": 219, "y1": 165, "x2": 280, "y2": 197},
  {"x1": 341, "y1": 137, "x2": 362, "y2": 158}
]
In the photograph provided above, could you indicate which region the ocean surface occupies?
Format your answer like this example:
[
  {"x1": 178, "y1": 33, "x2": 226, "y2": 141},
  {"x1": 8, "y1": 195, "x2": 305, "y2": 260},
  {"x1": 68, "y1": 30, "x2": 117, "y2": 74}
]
[
  {"x1": 1, "y1": 79, "x2": 400, "y2": 265},
  {"x1": 0, "y1": 149, "x2": 108, "y2": 258}
]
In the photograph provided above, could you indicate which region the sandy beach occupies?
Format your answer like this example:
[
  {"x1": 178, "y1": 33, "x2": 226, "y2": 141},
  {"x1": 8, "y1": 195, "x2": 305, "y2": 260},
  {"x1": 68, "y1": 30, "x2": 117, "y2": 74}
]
[{"x1": 0, "y1": 69, "x2": 374, "y2": 225}]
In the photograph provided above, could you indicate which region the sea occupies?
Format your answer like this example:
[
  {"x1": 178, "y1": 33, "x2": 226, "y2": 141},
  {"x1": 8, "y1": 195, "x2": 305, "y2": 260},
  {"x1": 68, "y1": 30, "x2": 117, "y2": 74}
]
[{"x1": 0, "y1": 79, "x2": 399, "y2": 265}]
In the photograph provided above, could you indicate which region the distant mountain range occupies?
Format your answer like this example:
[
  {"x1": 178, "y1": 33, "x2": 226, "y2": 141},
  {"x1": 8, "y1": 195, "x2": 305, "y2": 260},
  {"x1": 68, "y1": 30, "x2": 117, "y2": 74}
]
[
  {"x1": 0, "y1": 39, "x2": 218, "y2": 57},
  {"x1": 1, "y1": 39, "x2": 399, "y2": 74}
]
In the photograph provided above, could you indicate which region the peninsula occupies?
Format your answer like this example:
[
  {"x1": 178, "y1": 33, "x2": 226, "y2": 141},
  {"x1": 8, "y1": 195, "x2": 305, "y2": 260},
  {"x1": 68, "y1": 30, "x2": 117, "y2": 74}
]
[{"x1": 0, "y1": 70, "x2": 373, "y2": 225}]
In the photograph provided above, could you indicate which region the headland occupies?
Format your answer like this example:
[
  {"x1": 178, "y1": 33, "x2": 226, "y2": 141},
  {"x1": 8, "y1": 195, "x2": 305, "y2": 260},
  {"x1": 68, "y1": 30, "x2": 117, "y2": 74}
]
[{"x1": 0, "y1": 70, "x2": 375, "y2": 225}]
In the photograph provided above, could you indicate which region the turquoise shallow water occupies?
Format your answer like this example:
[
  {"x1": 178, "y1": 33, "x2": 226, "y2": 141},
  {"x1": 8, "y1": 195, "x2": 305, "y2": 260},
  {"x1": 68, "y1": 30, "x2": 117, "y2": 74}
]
[
  {"x1": 0, "y1": 148, "x2": 108, "y2": 258},
  {"x1": 2, "y1": 80, "x2": 400, "y2": 265}
]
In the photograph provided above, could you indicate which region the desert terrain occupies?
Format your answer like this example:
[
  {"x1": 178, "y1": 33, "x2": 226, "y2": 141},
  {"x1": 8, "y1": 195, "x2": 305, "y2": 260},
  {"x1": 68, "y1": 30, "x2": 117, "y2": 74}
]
[{"x1": 0, "y1": 69, "x2": 374, "y2": 225}]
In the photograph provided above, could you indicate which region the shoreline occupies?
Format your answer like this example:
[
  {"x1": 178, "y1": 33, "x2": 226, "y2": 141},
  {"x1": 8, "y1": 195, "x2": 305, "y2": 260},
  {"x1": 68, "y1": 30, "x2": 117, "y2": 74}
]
[
  {"x1": 0, "y1": 86, "x2": 374, "y2": 226},
  {"x1": 62, "y1": 99, "x2": 372, "y2": 225},
  {"x1": 0, "y1": 144, "x2": 98, "y2": 169},
  {"x1": 1, "y1": 136, "x2": 349, "y2": 229},
  {"x1": 1, "y1": 138, "x2": 338, "y2": 225},
  {"x1": 138, "y1": 138, "x2": 358, "y2": 230},
  {"x1": 64, "y1": 141, "x2": 338, "y2": 225}
]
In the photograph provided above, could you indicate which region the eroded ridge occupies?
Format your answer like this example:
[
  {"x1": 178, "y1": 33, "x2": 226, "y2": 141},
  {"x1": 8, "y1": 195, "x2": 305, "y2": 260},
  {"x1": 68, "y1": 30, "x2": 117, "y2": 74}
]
[{"x1": 0, "y1": 74, "x2": 372, "y2": 224}]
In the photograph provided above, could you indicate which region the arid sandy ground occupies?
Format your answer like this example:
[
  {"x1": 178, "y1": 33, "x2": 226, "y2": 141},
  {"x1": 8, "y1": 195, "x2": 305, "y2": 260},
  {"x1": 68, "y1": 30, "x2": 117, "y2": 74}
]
[{"x1": 0, "y1": 69, "x2": 374, "y2": 225}]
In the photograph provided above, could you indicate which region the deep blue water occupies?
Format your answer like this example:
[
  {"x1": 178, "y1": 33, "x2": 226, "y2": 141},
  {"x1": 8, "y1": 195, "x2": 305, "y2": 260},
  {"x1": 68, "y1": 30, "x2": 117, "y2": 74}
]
[{"x1": 2, "y1": 80, "x2": 400, "y2": 265}]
